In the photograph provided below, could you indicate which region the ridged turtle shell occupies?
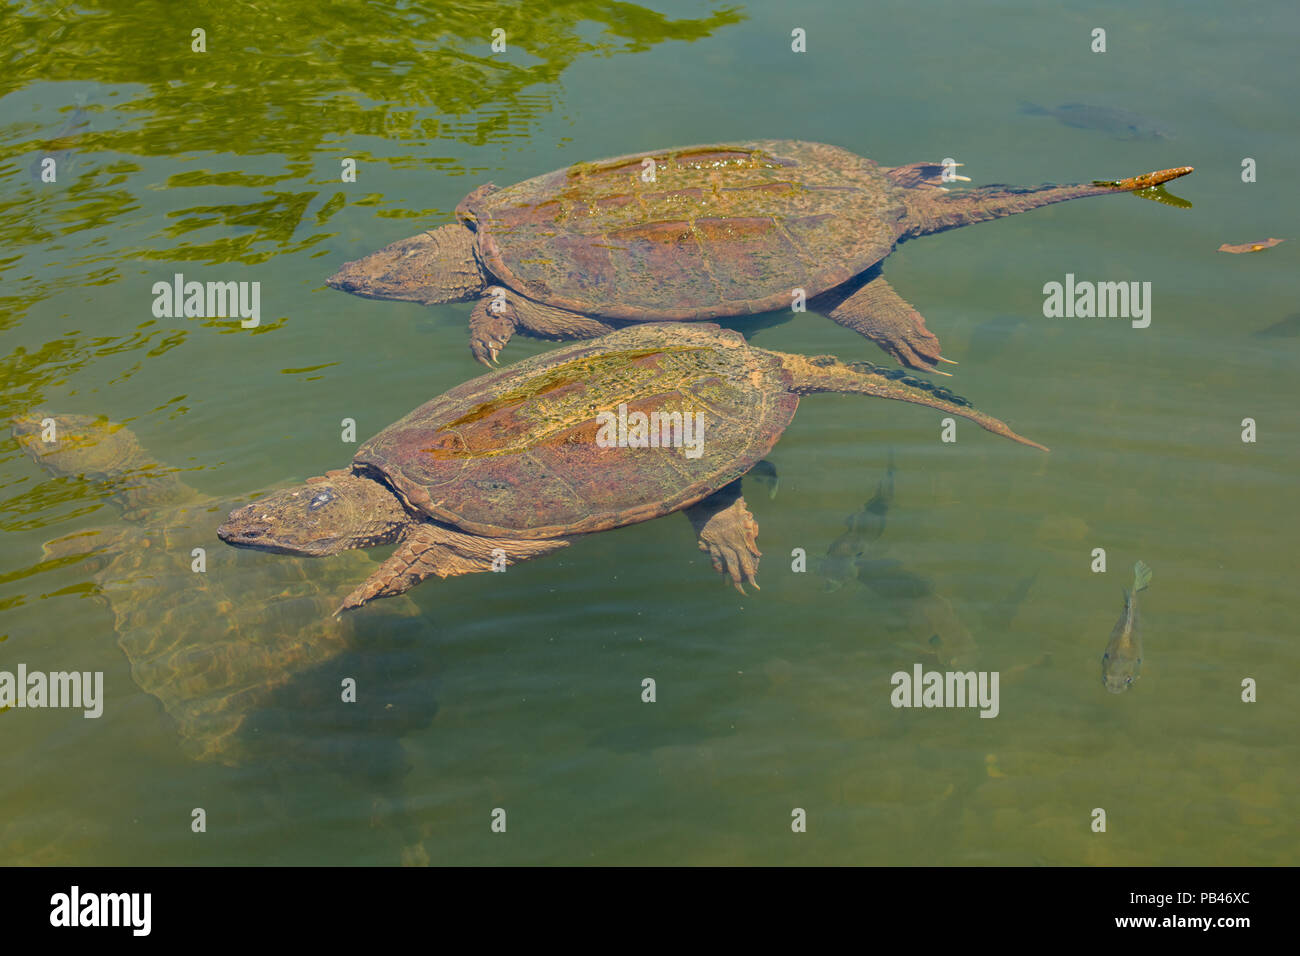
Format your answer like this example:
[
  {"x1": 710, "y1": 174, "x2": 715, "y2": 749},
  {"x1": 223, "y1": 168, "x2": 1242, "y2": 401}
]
[
  {"x1": 466, "y1": 140, "x2": 904, "y2": 320},
  {"x1": 353, "y1": 324, "x2": 799, "y2": 539}
]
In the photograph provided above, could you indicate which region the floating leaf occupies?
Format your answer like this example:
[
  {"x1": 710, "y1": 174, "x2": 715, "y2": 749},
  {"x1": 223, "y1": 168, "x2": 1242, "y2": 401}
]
[{"x1": 1218, "y1": 238, "x2": 1285, "y2": 254}]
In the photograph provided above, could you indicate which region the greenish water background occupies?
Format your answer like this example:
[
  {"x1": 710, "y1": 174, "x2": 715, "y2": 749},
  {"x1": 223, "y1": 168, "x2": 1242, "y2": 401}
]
[{"x1": 1, "y1": 0, "x2": 1297, "y2": 864}]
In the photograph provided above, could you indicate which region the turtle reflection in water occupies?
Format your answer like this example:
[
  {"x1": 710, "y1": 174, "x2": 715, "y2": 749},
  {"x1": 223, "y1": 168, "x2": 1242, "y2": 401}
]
[
  {"x1": 11, "y1": 413, "x2": 430, "y2": 765},
  {"x1": 218, "y1": 324, "x2": 1046, "y2": 612}
]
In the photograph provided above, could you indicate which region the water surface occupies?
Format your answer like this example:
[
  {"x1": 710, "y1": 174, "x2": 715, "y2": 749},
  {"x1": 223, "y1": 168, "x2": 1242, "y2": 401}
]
[{"x1": 2, "y1": 0, "x2": 1296, "y2": 865}]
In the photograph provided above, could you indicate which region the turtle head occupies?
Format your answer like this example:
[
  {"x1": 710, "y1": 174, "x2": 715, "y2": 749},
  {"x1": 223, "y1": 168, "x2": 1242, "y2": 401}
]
[
  {"x1": 11, "y1": 411, "x2": 144, "y2": 479},
  {"x1": 218, "y1": 470, "x2": 408, "y2": 556},
  {"x1": 326, "y1": 223, "x2": 487, "y2": 305}
]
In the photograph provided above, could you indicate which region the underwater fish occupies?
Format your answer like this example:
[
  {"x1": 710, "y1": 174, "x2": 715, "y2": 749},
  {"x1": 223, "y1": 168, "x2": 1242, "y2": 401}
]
[
  {"x1": 1101, "y1": 560, "x2": 1152, "y2": 694},
  {"x1": 819, "y1": 451, "x2": 894, "y2": 591},
  {"x1": 852, "y1": 557, "x2": 980, "y2": 667},
  {"x1": 1254, "y1": 311, "x2": 1300, "y2": 338},
  {"x1": 1020, "y1": 101, "x2": 1171, "y2": 140},
  {"x1": 28, "y1": 95, "x2": 90, "y2": 183},
  {"x1": 912, "y1": 595, "x2": 980, "y2": 669},
  {"x1": 1218, "y1": 238, "x2": 1284, "y2": 254}
]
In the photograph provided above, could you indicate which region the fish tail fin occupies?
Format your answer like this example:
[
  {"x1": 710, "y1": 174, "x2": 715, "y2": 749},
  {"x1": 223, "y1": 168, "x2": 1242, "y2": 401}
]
[
  {"x1": 1133, "y1": 560, "x2": 1152, "y2": 593},
  {"x1": 1018, "y1": 100, "x2": 1049, "y2": 116}
]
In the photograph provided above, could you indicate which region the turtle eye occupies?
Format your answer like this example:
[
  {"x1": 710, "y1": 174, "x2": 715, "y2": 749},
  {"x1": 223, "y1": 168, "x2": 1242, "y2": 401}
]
[{"x1": 308, "y1": 489, "x2": 336, "y2": 511}]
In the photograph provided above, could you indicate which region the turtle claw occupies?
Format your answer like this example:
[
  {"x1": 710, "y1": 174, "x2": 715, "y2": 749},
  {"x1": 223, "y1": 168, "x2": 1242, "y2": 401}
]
[
  {"x1": 470, "y1": 336, "x2": 507, "y2": 367},
  {"x1": 469, "y1": 294, "x2": 517, "y2": 367},
  {"x1": 936, "y1": 355, "x2": 958, "y2": 365},
  {"x1": 703, "y1": 540, "x2": 760, "y2": 594},
  {"x1": 884, "y1": 329, "x2": 946, "y2": 373}
]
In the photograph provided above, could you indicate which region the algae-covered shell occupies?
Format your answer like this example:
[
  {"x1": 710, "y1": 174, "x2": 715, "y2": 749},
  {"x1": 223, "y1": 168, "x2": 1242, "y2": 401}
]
[
  {"x1": 353, "y1": 324, "x2": 799, "y2": 539},
  {"x1": 464, "y1": 140, "x2": 903, "y2": 321}
]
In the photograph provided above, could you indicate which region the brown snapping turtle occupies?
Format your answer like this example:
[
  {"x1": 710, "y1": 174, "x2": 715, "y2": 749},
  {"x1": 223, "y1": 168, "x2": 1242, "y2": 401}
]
[
  {"x1": 218, "y1": 324, "x2": 1045, "y2": 613},
  {"x1": 327, "y1": 140, "x2": 1193, "y2": 370},
  {"x1": 10, "y1": 413, "x2": 424, "y2": 764}
]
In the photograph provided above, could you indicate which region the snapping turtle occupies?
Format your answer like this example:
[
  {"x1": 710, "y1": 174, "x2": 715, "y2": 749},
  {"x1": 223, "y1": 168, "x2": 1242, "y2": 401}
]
[
  {"x1": 218, "y1": 324, "x2": 1045, "y2": 613},
  {"x1": 10, "y1": 413, "x2": 422, "y2": 764},
  {"x1": 327, "y1": 140, "x2": 1193, "y2": 370}
]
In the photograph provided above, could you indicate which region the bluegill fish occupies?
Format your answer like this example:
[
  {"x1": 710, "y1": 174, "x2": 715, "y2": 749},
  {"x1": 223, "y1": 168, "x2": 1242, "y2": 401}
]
[
  {"x1": 1101, "y1": 561, "x2": 1152, "y2": 693},
  {"x1": 1020, "y1": 101, "x2": 1171, "y2": 140},
  {"x1": 819, "y1": 451, "x2": 894, "y2": 591}
]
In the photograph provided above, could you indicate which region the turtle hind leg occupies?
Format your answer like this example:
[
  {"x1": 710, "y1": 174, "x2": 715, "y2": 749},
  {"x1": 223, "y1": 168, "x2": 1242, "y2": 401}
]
[
  {"x1": 812, "y1": 267, "x2": 953, "y2": 373},
  {"x1": 684, "y1": 481, "x2": 761, "y2": 594},
  {"x1": 337, "y1": 524, "x2": 569, "y2": 614}
]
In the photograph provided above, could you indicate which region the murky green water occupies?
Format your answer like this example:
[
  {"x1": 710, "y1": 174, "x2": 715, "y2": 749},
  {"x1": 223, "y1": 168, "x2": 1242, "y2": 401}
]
[{"x1": 2, "y1": 0, "x2": 1296, "y2": 865}]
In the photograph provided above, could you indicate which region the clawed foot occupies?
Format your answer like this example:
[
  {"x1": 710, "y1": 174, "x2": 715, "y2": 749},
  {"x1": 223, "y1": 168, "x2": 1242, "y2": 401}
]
[
  {"x1": 820, "y1": 273, "x2": 955, "y2": 374},
  {"x1": 470, "y1": 332, "x2": 508, "y2": 366},
  {"x1": 696, "y1": 497, "x2": 761, "y2": 594},
  {"x1": 872, "y1": 320, "x2": 947, "y2": 373},
  {"x1": 469, "y1": 289, "x2": 516, "y2": 366}
]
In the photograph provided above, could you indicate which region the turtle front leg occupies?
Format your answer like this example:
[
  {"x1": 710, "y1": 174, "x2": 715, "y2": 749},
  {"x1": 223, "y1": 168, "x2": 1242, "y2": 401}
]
[
  {"x1": 684, "y1": 481, "x2": 761, "y2": 594},
  {"x1": 812, "y1": 267, "x2": 954, "y2": 373},
  {"x1": 469, "y1": 291, "x2": 519, "y2": 365},
  {"x1": 470, "y1": 287, "x2": 619, "y2": 366},
  {"x1": 338, "y1": 523, "x2": 569, "y2": 613}
]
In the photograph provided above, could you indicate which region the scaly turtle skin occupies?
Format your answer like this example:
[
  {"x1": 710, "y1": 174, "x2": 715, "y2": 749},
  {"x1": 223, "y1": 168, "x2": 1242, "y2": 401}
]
[
  {"x1": 218, "y1": 323, "x2": 1046, "y2": 613},
  {"x1": 327, "y1": 140, "x2": 1193, "y2": 370},
  {"x1": 10, "y1": 414, "x2": 421, "y2": 764}
]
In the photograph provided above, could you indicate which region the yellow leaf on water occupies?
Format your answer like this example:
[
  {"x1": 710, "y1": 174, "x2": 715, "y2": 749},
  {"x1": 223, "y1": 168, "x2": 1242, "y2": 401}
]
[{"x1": 1218, "y1": 238, "x2": 1285, "y2": 253}]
